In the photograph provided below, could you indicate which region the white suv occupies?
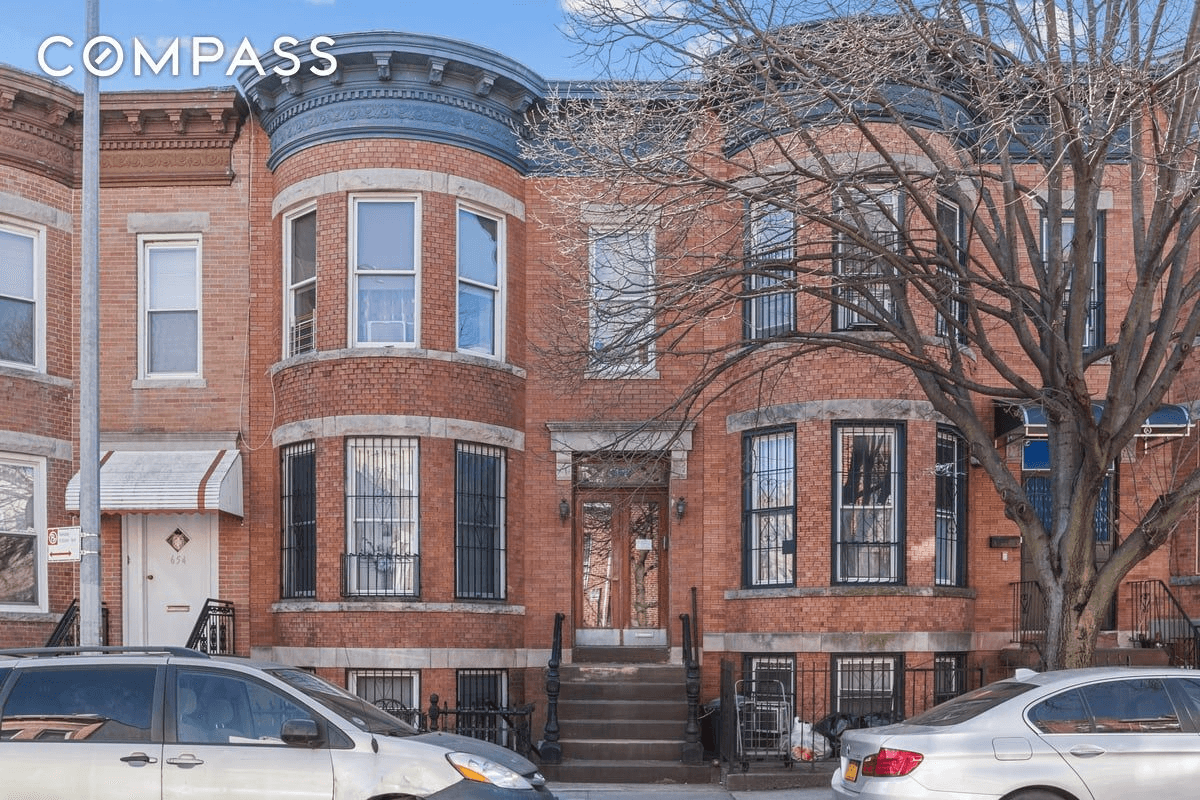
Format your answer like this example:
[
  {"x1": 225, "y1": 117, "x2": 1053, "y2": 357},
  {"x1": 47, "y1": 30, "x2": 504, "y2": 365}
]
[{"x1": 0, "y1": 646, "x2": 555, "y2": 800}]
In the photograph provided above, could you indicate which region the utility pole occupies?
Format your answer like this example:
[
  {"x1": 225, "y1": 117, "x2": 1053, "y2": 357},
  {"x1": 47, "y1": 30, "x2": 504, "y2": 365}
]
[{"x1": 78, "y1": 0, "x2": 102, "y2": 647}]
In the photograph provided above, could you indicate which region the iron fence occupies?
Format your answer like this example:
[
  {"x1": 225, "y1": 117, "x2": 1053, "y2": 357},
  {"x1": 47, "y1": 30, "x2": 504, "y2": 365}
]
[
  {"x1": 1129, "y1": 579, "x2": 1200, "y2": 668},
  {"x1": 428, "y1": 694, "x2": 535, "y2": 759},
  {"x1": 717, "y1": 658, "x2": 987, "y2": 770},
  {"x1": 372, "y1": 692, "x2": 535, "y2": 759}
]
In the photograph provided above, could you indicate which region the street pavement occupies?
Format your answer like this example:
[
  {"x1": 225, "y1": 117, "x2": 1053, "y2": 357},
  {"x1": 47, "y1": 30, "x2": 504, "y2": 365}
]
[{"x1": 549, "y1": 784, "x2": 832, "y2": 800}]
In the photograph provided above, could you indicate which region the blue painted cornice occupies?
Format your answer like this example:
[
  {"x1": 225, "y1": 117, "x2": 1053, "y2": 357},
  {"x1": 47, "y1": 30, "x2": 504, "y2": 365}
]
[{"x1": 237, "y1": 32, "x2": 548, "y2": 172}]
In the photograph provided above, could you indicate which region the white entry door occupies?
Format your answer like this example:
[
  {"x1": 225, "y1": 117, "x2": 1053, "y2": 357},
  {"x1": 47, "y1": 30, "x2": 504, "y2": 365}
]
[{"x1": 124, "y1": 513, "x2": 218, "y2": 647}]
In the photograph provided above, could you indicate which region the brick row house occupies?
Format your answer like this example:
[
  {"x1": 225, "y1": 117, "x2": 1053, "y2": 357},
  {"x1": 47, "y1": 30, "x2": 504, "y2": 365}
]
[{"x1": 2, "y1": 30, "x2": 1199, "y2": 765}]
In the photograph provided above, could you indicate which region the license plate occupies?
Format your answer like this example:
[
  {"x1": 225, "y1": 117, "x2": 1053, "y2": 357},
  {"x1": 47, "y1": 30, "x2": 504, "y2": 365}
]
[{"x1": 845, "y1": 760, "x2": 860, "y2": 782}]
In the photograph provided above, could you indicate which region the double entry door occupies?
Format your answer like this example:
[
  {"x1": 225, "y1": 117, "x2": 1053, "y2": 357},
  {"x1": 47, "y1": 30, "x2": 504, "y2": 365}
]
[{"x1": 575, "y1": 489, "x2": 668, "y2": 647}]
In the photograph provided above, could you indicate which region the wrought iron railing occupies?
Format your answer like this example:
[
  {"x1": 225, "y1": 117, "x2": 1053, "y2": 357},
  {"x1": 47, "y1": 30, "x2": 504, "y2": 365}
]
[
  {"x1": 1011, "y1": 580, "x2": 1048, "y2": 659},
  {"x1": 426, "y1": 694, "x2": 535, "y2": 759},
  {"x1": 186, "y1": 598, "x2": 235, "y2": 655},
  {"x1": 716, "y1": 658, "x2": 987, "y2": 769},
  {"x1": 1130, "y1": 579, "x2": 1200, "y2": 669},
  {"x1": 680, "y1": 605, "x2": 702, "y2": 763},
  {"x1": 540, "y1": 611, "x2": 565, "y2": 764},
  {"x1": 46, "y1": 599, "x2": 109, "y2": 646}
]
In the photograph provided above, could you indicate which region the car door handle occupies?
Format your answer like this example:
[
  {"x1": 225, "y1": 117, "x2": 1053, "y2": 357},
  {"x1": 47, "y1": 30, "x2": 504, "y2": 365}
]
[
  {"x1": 1069, "y1": 745, "x2": 1107, "y2": 758},
  {"x1": 166, "y1": 754, "x2": 206, "y2": 767},
  {"x1": 120, "y1": 752, "x2": 158, "y2": 764}
]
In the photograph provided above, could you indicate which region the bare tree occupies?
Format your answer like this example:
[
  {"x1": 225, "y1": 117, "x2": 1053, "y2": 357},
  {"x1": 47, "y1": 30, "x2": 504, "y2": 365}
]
[{"x1": 525, "y1": 0, "x2": 1200, "y2": 668}]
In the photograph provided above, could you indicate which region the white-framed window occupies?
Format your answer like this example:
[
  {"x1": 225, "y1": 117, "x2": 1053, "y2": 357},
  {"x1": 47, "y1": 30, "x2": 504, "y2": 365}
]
[
  {"x1": 745, "y1": 201, "x2": 795, "y2": 339},
  {"x1": 457, "y1": 205, "x2": 504, "y2": 358},
  {"x1": 589, "y1": 227, "x2": 655, "y2": 375},
  {"x1": 935, "y1": 199, "x2": 967, "y2": 343},
  {"x1": 935, "y1": 427, "x2": 968, "y2": 587},
  {"x1": 833, "y1": 188, "x2": 902, "y2": 330},
  {"x1": 0, "y1": 454, "x2": 46, "y2": 613},
  {"x1": 0, "y1": 220, "x2": 45, "y2": 371},
  {"x1": 140, "y1": 235, "x2": 201, "y2": 378},
  {"x1": 284, "y1": 206, "x2": 317, "y2": 358},
  {"x1": 1042, "y1": 212, "x2": 1105, "y2": 350},
  {"x1": 742, "y1": 428, "x2": 795, "y2": 588},
  {"x1": 345, "y1": 437, "x2": 419, "y2": 597},
  {"x1": 351, "y1": 196, "x2": 419, "y2": 347},
  {"x1": 835, "y1": 423, "x2": 903, "y2": 584}
]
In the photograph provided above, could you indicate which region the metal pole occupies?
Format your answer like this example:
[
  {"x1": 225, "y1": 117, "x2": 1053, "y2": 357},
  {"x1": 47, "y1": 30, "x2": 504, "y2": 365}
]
[{"x1": 79, "y1": 0, "x2": 102, "y2": 646}]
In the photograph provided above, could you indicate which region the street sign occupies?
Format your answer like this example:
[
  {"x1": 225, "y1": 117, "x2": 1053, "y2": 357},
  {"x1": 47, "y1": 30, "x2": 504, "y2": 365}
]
[{"x1": 47, "y1": 526, "x2": 82, "y2": 562}]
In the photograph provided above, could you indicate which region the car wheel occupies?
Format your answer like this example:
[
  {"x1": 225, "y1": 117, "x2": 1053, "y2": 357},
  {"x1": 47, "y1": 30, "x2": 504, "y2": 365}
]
[{"x1": 1006, "y1": 791, "x2": 1067, "y2": 800}]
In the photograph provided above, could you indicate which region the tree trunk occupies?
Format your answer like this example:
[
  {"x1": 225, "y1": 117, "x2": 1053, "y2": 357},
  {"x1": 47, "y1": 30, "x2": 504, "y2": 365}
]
[{"x1": 1043, "y1": 586, "x2": 1105, "y2": 669}]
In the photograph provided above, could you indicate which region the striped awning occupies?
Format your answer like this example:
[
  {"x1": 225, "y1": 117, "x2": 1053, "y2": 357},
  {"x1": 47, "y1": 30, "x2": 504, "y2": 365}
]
[
  {"x1": 994, "y1": 401, "x2": 1192, "y2": 440},
  {"x1": 66, "y1": 449, "x2": 242, "y2": 516}
]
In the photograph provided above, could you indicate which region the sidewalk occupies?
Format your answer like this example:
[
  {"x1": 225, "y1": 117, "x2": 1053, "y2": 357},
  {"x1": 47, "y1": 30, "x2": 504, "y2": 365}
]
[{"x1": 549, "y1": 783, "x2": 831, "y2": 800}]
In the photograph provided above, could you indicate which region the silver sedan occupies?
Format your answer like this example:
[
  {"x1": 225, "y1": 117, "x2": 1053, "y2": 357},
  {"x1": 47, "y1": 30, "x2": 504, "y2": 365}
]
[{"x1": 831, "y1": 666, "x2": 1200, "y2": 800}]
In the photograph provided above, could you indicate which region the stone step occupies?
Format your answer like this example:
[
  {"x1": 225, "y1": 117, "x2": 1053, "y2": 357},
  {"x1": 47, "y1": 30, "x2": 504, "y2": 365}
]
[
  {"x1": 561, "y1": 663, "x2": 684, "y2": 681},
  {"x1": 561, "y1": 717, "x2": 685, "y2": 740},
  {"x1": 541, "y1": 758, "x2": 716, "y2": 784},
  {"x1": 557, "y1": 737, "x2": 685, "y2": 760},
  {"x1": 558, "y1": 698, "x2": 688, "y2": 723},
  {"x1": 560, "y1": 680, "x2": 686, "y2": 702},
  {"x1": 572, "y1": 646, "x2": 671, "y2": 664}
]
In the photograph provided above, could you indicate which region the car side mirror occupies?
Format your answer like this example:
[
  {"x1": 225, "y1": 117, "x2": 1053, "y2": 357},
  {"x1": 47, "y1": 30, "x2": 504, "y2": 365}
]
[{"x1": 281, "y1": 718, "x2": 322, "y2": 747}]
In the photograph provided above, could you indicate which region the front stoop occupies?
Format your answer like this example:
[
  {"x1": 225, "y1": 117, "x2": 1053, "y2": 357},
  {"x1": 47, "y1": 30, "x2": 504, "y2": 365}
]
[{"x1": 540, "y1": 659, "x2": 714, "y2": 784}]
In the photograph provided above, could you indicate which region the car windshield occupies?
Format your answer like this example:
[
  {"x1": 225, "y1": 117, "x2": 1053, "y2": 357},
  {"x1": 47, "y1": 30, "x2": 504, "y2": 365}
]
[
  {"x1": 270, "y1": 668, "x2": 418, "y2": 737},
  {"x1": 904, "y1": 680, "x2": 1037, "y2": 726}
]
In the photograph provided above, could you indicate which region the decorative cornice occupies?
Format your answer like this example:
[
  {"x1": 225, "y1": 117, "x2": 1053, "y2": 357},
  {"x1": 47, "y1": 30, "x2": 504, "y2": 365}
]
[
  {"x1": 0, "y1": 66, "x2": 245, "y2": 187},
  {"x1": 239, "y1": 32, "x2": 548, "y2": 173}
]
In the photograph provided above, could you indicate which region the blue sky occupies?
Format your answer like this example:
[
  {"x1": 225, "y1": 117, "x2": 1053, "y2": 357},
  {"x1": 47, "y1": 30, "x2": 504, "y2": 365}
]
[{"x1": 1, "y1": 0, "x2": 589, "y2": 91}]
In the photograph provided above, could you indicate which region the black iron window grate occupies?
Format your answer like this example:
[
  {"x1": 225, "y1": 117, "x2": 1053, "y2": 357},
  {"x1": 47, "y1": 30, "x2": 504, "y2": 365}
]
[
  {"x1": 281, "y1": 441, "x2": 316, "y2": 599},
  {"x1": 455, "y1": 443, "x2": 506, "y2": 600}
]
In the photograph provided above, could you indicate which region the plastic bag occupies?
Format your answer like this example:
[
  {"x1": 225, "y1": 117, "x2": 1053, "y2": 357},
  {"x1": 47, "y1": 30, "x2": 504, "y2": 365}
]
[{"x1": 790, "y1": 717, "x2": 831, "y2": 761}]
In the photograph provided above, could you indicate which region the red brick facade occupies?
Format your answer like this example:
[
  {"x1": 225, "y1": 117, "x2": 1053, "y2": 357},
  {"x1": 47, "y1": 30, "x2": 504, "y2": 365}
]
[{"x1": 1, "y1": 30, "x2": 1198, "y2": 733}]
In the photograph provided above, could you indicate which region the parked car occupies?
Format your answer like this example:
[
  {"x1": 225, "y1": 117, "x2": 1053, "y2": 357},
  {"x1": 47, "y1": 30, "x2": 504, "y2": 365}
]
[
  {"x1": 832, "y1": 666, "x2": 1200, "y2": 800},
  {"x1": 0, "y1": 646, "x2": 554, "y2": 800}
]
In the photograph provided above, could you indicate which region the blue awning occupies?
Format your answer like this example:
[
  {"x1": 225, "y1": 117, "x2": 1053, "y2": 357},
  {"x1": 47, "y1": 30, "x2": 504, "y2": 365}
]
[{"x1": 994, "y1": 401, "x2": 1192, "y2": 440}]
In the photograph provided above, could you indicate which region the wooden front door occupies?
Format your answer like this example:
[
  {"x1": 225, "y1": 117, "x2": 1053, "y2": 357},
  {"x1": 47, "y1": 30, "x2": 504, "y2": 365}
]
[{"x1": 576, "y1": 490, "x2": 668, "y2": 647}]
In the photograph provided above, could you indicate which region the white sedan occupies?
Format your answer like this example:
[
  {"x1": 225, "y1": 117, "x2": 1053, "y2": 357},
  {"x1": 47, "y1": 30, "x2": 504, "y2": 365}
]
[{"x1": 832, "y1": 666, "x2": 1200, "y2": 800}]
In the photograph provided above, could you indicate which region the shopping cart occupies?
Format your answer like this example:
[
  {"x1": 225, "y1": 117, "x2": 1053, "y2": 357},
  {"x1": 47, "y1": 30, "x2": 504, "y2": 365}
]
[{"x1": 734, "y1": 678, "x2": 792, "y2": 769}]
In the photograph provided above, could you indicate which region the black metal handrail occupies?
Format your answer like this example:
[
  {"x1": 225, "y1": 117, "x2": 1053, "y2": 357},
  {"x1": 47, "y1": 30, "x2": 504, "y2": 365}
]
[
  {"x1": 1130, "y1": 580, "x2": 1200, "y2": 668},
  {"x1": 46, "y1": 599, "x2": 109, "y2": 647},
  {"x1": 1011, "y1": 580, "x2": 1047, "y2": 659},
  {"x1": 680, "y1": 587, "x2": 702, "y2": 763},
  {"x1": 186, "y1": 598, "x2": 235, "y2": 655},
  {"x1": 541, "y1": 611, "x2": 564, "y2": 764}
]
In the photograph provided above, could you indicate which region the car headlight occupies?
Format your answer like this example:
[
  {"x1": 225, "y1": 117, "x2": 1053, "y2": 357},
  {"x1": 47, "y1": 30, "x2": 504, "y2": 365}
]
[{"x1": 446, "y1": 752, "x2": 533, "y2": 790}]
